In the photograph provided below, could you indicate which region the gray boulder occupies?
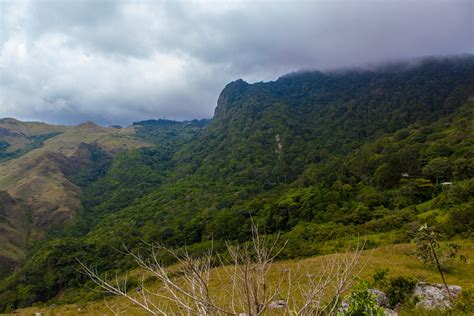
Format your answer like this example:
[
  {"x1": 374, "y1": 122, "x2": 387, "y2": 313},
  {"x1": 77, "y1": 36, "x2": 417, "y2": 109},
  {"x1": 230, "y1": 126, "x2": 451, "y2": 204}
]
[
  {"x1": 268, "y1": 299, "x2": 288, "y2": 309},
  {"x1": 413, "y1": 282, "x2": 462, "y2": 309},
  {"x1": 369, "y1": 288, "x2": 390, "y2": 308}
]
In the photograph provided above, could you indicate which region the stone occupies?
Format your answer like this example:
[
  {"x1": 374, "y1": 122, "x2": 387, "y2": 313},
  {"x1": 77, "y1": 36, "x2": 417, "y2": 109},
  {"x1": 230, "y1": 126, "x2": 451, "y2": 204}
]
[
  {"x1": 268, "y1": 300, "x2": 288, "y2": 309},
  {"x1": 384, "y1": 308, "x2": 398, "y2": 316},
  {"x1": 413, "y1": 282, "x2": 462, "y2": 309},
  {"x1": 369, "y1": 288, "x2": 390, "y2": 308}
]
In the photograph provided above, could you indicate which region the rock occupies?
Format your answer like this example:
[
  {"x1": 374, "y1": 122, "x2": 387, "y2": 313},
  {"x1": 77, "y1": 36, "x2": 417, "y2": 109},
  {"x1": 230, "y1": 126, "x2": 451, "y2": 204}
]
[
  {"x1": 268, "y1": 300, "x2": 288, "y2": 309},
  {"x1": 384, "y1": 308, "x2": 398, "y2": 316},
  {"x1": 413, "y1": 282, "x2": 462, "y2": 309},
  {"x1": 369, "y1": 288, "x2": 390, "y2": 308},
  {"x1": 338, "y1": 299, "x2": 350, "y2": 313}
]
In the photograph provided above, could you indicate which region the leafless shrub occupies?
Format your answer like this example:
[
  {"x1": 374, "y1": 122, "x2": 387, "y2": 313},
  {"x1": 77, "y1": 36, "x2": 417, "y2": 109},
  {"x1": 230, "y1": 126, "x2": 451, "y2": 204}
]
[
  {"x1": 80, "y1": 223, "x2": 366, "y2": 315},
  {"x1": 285, "y1": 241, "x2": 367, "y2": 315}
]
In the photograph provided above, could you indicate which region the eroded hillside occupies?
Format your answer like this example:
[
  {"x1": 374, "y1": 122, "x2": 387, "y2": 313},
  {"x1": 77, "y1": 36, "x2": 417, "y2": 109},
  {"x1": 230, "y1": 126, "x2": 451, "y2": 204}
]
[{"x1": 0, "y1": 119, "x2": 149, "y2": 273}]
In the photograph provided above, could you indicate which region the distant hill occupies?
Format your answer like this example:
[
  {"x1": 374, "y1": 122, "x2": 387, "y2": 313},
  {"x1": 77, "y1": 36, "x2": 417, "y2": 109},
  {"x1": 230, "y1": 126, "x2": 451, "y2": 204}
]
[
  {"x1": 0, "y1": 118, "x2": 67, "y2": 163},
  {"x1": 0, "y1": 56, "x2": 473, "y2": 311},
  {"x1": 0, "y1": 121, "x2": 150, "y2": 275}
]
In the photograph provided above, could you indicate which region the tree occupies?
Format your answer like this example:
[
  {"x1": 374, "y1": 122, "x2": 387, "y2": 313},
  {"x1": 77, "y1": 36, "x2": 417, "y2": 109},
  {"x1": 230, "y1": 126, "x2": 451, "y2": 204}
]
[
  {"x1": 397, "y1": 178, "x2": 433, "y2": 206},
  {"x1": 453, "y1": 158, "x2": 474, "y2": 180},
  {"x1": 373, "y1": 163, "x2": 399, "y2": 188},
  {"x1": 414, "y1": 224, "x2": 466, "y2": 302},
  {"x1": 447, "y1": 201, "x2": 474, "y2": 237},
  {"x1": 422, "y1": 158, "x2": 451, "y2": 184}
]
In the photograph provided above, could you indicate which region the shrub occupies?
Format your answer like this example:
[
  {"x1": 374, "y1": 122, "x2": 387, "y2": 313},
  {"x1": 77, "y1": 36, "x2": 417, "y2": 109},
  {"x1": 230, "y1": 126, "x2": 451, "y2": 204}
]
[
  {"x1": 386, "y1": 276, "x2": 417, "y2": 307},
  {"x1": 446, "y1": 201, "x2": 474, "y2": 237},
  {"x1": 451, "y1": 289, "x2": 474, "y2": 314},
  {"x1": 372, "y1": 268, "x2": 389, "y2": 289},
  {"x1": 339, "y1": 281, "x2": 385, "y2": 316}
]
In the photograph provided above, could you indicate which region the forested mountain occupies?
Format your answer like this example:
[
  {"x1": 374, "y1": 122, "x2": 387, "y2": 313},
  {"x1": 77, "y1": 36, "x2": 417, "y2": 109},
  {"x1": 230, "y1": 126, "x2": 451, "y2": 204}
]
[
  {"x1": 0, "y1": 56, "x2": 473, "y2": 311},
  {"x1": 0, "y1": 119, "x2": 207, "y2": 279}
]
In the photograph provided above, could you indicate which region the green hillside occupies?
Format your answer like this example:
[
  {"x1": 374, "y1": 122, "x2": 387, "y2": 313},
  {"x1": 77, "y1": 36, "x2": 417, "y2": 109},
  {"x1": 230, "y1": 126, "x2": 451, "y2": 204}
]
[
  {"x1": 0, "y1": 118, "x2": 67, "y2": 163},
  {"x1": 0, "y1": 121, "x2": 150, "y2": 279},
  {"x1": 0, "y1": 57, "x2": 473, "y2": 311}
]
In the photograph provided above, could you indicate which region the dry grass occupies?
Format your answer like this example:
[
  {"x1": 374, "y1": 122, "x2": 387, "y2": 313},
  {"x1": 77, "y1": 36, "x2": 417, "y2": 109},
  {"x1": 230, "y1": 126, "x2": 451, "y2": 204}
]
[
  {"x1": 12, "y1": 240, "x2": 474, "y2": 316},
  {"x1": 0, "y1": 121, "x2": 150, "y2": 269}
]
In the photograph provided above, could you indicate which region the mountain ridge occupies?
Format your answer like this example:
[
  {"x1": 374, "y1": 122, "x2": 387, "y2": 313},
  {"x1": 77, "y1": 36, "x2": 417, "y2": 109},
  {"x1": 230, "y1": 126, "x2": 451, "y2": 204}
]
[
  {"x1": 0, "y1": 56, "x2": 473, "y2": 310},
  {"x1": 0, "y1": 120, "x2": 152, "y2": 274}
]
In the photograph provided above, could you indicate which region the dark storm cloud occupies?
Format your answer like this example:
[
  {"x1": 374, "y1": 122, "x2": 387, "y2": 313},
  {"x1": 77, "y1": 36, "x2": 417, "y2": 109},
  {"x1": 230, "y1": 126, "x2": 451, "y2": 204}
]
[{"x1": 0, "y1": 0, "x2": 472, "y2": 125}]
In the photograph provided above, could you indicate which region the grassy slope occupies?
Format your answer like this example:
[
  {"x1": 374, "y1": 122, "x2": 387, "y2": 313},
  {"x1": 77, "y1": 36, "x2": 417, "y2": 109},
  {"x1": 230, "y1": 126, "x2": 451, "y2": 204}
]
[
  {"x1": 3, "y1": 58, "x2": 473, "y2": 311},
  {"x1": 0, "y1": 118, "x2": 68, "y2": 162},
  {"x1": 0, "y1": 121, "x2": 149, "y2": 268},
  {"x1": 13, "y1": 240, "x2": 474, "y2": 315}
]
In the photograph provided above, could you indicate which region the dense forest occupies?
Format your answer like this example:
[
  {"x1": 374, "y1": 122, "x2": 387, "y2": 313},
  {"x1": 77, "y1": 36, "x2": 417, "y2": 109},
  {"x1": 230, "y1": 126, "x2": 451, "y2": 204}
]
[{"x1": 0, "y1": 57, "x2": 473, "y2": 311}]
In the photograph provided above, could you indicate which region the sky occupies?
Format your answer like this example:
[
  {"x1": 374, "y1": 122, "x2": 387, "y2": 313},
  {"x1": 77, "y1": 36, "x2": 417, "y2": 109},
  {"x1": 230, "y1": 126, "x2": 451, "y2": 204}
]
[{"x1": 0, "y1": 0, "x2": 473, "y2": 126}]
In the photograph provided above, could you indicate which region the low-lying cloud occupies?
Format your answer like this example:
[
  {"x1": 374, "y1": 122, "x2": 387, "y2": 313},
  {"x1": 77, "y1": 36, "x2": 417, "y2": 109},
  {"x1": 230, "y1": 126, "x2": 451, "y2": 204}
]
[{"x1": 0, "y1": 0, "x2": 472, "y2": 125}]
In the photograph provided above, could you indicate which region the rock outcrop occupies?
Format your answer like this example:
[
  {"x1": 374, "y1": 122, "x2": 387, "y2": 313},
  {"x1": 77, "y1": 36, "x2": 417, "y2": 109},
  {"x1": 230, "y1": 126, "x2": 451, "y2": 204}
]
[
  {"x1": 413, "y1": 282, "x2": 462, "y2": 309},
  {"x1": 338, "y1": 282, "x2": 462, "y2": 315}
]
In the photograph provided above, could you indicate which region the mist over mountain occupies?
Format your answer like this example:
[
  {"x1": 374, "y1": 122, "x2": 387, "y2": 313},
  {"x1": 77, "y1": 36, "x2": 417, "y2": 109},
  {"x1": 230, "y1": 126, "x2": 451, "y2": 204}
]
[
  {"x1": 1, "y1": 0, "x2": 472, "y2": 125},
  {"x1": 0, "y1": 57, "x2": 473, "y2": 312},
  {"x1": 2, "y1": 0, "x2": 474, "y2": 312}
]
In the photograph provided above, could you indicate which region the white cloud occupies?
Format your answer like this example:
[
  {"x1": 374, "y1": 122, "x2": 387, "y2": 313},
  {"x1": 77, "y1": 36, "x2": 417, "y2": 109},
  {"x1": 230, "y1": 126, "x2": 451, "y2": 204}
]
[{"x1": 0, "y1": 0, "x2": 472, "y2": 125}]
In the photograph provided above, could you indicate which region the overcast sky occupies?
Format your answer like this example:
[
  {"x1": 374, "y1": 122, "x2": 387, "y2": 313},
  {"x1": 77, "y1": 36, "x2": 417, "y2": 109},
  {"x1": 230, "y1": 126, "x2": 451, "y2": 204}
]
[{"x1": 0, "y1": 0, "x2": 473, "y2": 126}]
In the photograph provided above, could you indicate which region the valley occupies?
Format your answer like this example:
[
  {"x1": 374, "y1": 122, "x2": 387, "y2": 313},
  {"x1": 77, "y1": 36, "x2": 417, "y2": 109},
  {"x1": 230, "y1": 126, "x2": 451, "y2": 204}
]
[
  {"x1": 0, "y1": 119, "x2": 149, "y2": 275},
  {"x1": 0, "y1": 57, "x2": 473, "y2": 313}
]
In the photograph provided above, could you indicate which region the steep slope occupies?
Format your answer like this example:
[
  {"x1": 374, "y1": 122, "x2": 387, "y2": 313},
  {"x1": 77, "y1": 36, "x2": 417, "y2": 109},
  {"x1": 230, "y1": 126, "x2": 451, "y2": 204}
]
[
  {"x1": 0, "y1": 118, "x2": 67, "y2": 162},
  {"x1": 1, "y1": 56, "x2": 473, "y2": 311},
  {"x1": 0, "y1": 121, "x2": 149, "y2": 273},
  {"x1": 89, "y1": 57, "x2": 473, "y2": 245},
  {"x1": 63, "y1": 119, "x2": 211, "y2": 233},
  {"x1": 0, "y1": 191, "x2": 29, "y2": 279},
  {"x1": 182, "y1": 57, "x2": 474, "y2": 188}
]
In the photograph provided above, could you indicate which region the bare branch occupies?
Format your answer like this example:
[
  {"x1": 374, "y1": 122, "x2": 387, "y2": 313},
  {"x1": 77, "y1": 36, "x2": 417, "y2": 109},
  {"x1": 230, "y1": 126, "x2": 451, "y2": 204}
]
[{"x1": 79, "y1": 224, "x2": 367, "y2": 315}]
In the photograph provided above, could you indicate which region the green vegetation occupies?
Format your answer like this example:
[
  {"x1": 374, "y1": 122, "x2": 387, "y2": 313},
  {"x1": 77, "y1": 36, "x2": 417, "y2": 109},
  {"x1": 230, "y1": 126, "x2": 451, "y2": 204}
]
[
  {"x1": 0, "y1": 140, "x2": 9, "y2": 150},
  {"x1": 339, "y1": 281, "x2": 385, "y2": 316},
  {"x1": 133, "y1": 118, "x2": 211, "y2": 145},
  {"x1": 0, "y1": 57, "x2": 473, "y2": 311},
  {"x1": 0, "y1": 132, "x2": 63, "y2": 162},
  {"x1": 385, "y1": 276, "x2": 418, "y2": 307},
  {"x1": 13, "y1": 241, "x2": 474, "y2": 315},
  {"x1": 414, "y1": 223, "x2": 467, "y2": 303}
]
